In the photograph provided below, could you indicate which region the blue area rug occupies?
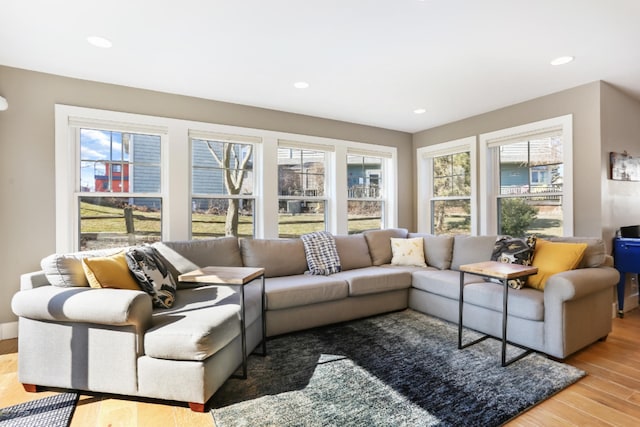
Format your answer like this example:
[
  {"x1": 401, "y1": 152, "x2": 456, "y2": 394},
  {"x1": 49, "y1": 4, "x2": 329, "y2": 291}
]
[
  {"x1": 211, "y1": 309, "x2": 585, "y2": 426},
  {"x1": 0, "y1": 393, "x2": 78, "y2": 427}
]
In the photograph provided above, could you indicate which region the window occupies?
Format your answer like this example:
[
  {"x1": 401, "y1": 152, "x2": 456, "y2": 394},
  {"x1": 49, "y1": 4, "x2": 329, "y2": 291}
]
[
  {"x1": 78, "y1": 128, "x2": 163, "y2": 250},
  {"x1": 416, "y1": 137, "x2": 476, "y2": 235},
  {"x1": 55, "y1": 105, "x2": 398, "y2": 251},
  {"x1": 277, "y1": 144, "x2": 328, "y2": 237},
  {"x1": 191, "y1": 137, "x2": 255, "y2": 238},
  {"x1": 480, "y1": 115, "x2": 573, "y2": 237},
  {"x1": 347, "y1": 154, "x2": 384, "y2": 233}
]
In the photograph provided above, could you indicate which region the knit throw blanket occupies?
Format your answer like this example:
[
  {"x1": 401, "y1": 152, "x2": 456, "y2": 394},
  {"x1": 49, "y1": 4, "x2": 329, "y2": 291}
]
[{"x1": 301, "y1": 231, "x2": 342, "y2": 275}]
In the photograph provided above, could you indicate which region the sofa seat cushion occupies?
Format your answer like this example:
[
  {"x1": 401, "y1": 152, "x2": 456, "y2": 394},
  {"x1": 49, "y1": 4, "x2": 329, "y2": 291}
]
[
  {"x1": 332, "y1": 266, "x2": 412, "y2": 296},
  {"x1": 412, "y1": 269, "x2": 485, "y2": 300},
  {"x1": 145, "y1": 283, "x2": 262, "y2": 361},
  {"x1": 265, "y1": 275, "x2": 349, "y2": 310},
  {"x1": 463, "y1": 282, "x2": 544, "y2": 321}
]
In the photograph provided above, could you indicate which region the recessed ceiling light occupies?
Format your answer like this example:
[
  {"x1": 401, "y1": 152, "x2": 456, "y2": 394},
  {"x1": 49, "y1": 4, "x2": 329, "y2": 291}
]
[
  {"x1": 550, "y1": 56, "x2": 574, "y2": 66},
  {"x1": 293, "y1": 81, "x2": 309, "y2": 89},
  {"x1": 87, "y1": 36, "x2": 113, "y2": 49},
  {"x1": 413, "y1": 108, "x2": 427, "y2": 114}
]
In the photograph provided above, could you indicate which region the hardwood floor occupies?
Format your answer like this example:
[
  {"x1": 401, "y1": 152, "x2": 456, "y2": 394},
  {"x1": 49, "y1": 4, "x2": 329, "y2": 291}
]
[{"x1": 2, "y1": 309, "x2": 639, "y2": 426}]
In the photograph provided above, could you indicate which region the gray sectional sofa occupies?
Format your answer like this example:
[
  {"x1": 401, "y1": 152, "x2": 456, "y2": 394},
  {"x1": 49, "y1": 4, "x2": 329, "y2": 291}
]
[{"x1": 11, "y1": 229, "x2": 619, "y2": 411}]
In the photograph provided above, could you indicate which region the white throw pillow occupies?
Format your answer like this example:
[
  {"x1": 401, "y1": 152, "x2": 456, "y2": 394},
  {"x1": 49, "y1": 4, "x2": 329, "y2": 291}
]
[{"x1": 390, "y1": 237, "x2": 426, "y2": 267}]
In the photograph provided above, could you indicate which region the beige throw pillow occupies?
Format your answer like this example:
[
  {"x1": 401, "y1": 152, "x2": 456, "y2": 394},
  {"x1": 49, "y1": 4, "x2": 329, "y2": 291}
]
[{"x1": 390, "y1": 237, "x2": 427, "y2": 267}]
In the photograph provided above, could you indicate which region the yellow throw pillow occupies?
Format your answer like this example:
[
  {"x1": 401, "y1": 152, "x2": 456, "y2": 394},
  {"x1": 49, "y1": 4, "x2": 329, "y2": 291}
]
[
  {"x1": 390, "y1": 237, "x2": 427, "y2": 267},
  {"x1": 527, "y1": 239, "x2": 587, "y2": 290},
  {"x1": 82, "y1": 251, "x2": 141, "y2": 290}
]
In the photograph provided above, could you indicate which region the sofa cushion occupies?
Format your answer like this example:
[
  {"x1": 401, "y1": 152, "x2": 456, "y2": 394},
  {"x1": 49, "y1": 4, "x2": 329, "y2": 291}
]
[
  {"x1": 41, "y1": 247, "x2": 125, "y2": 287},
  {"x1": 240, "y1": 238, "x2": 307, "y2": 278},
  {"x1": 464, "y1": 282, "x2": 545, "y2": 321},
  {"x1": 125, "y1": 245, "x2": 177, "y2": 308},
  {"x1": 145, "y1": 283, "x2": 262, "y2": 361},
  {"x1": 528, "y1": 239, "x2": 587, "y2": 290},
  {"x1": 82, "y1": 251, "x2": 141, "y2": 290},
  {"x1": 265, "y1": 275, "x2": 349, "y2": 310},
  {"x1": 408, "y1": 233, "x2": 454, "y2": 270},
  {"x1": 412, "y1": 269, "x2": 485, "y2": 300},
  {"x1": 153, "y1": 237, "x2": 243, "y2": 281},
  {"x1": 301, "y1": 231, "x2": 342, "y2": 275},
  {"x1": 334, "y1": 234, "x2": 372, "y2": 270},
  {"x1": 390, "y1": 237, "x2": 426, "y2": 267},
  {"x1": 332, "y1": 266, "x2": 412, "y2": 296},
  {"x1": 450, "y1": 235, "x2": 497, "y2": 270},
  {"x1": 363, "y1": 228, "x2": 409, "y2": 266},
  {"x1": 548, "y1": 237, "x2": 605, "y2": 268}
]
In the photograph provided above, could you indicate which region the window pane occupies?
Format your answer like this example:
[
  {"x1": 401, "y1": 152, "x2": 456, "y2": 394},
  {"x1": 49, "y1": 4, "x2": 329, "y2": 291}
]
[
  {"x1": 499, "y1": 137, "x2": 563, "y2": 196},
  {"x1": 348, "y1": 200, "x2": 382, "y2": 233},
  {"x1": 279, "y1": 148, "x2": 325, "y2": 197},
  {"x1": 80, "y1": 129, "x2": 161, "y2": 193},
  {"x1": 192, "y1": 198, "x2": 254, "y2": 238},
  {"x1": 433, "y1": 152, "x2": 470, "y2": 197},
  {"x1": 192, "y1": 140, "x2": 254, "y2": 196},
  {"x1": 347, "y1": 155, "x2": 382, "y2": 199},
  {"x1": 498, "y1": 196, "x2": 562, "y2": 238},
  {"x1": 431, "y1": 200, "x2": 471, "y2": 235},
  {"x1": 80, "y1": 197, "x2": 162, "y2": 250},
  {"x1": 278, "y1": 200, "x2": 325, "y2": 237}
]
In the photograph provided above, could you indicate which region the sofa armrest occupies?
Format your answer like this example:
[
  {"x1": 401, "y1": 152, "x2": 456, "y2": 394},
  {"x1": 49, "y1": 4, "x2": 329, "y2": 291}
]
[
  {"x1": 11, "y1": 285, "x2": 153, "y2": 329},
  {"x1": 20, "y1": 271, "x2": 51, "y2": 290},
  {"x1": 543, "y1": 266, "x2": 619, "y2": 303}
]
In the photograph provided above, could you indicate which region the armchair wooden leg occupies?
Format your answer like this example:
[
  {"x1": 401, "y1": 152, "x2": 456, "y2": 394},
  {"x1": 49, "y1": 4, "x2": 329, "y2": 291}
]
[
  {"x1": 188, "y1": 402, "x2": 206, "y2": 412},
  {"x1": 22, "y1": 384, "x2": 39, "y2": 393}
]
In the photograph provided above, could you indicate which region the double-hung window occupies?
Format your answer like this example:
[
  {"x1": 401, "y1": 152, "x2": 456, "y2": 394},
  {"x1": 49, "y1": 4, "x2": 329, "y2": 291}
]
[
  {"x1": 480, "y1": 115, "x2": 573, "y2": 237},
  {"x1": 190, "y1": 132, "x2": 258, "y2": 238},
  {"x1": 417, "y1": 137, "x2": 476, "y2": 235},
  {"x1": 347, "y1": 151, "x2": 387, "y2": 233},
  {"x1": 74, "y1": 127, "x2": 165, "y2": 250},
  {"x1": 277, "y1": 142, "x2": 329, "y2": 237}
]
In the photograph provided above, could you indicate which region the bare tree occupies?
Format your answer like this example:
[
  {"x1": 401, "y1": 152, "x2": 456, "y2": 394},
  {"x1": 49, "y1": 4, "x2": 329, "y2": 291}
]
[{"x1": 205, "y1": 141, "x2": 253, "y2": 236}]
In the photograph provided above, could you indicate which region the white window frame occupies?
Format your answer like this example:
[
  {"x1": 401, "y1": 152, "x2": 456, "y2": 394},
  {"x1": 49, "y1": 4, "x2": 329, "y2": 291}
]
[
  {"x1": 346, "y1": 149, "x2": 393, "y2": 234},
  {"x1": 479, "y1": 114, "x2": 573, "y2": 236},
  {"x1": 276, "y1": 140, "x2": 333, "y2": 237},
  {"x1": 416, "y1": 136, "x2": 477, "y2": 235},
  {"x1": 55, "y1": 105, "x2": 398, "y2": 251}
]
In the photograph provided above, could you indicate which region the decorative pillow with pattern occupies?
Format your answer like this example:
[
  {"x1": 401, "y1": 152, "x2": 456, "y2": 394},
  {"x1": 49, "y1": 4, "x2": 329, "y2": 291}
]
[
  {"x1": 301, "y1": 231, "x2": 342, "y2": 275},
  {"x1": 489, "y1": 235, "x2": 537, "y2": 289},
  {"x1": 125, "y1": 245, "x2": 177, "y2": 308}
]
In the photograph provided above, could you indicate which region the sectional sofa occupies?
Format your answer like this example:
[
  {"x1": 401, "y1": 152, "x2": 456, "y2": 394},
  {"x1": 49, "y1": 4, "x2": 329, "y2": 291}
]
[{"x1": 11, "y1": 229, "x2": 619, "y2": 411}]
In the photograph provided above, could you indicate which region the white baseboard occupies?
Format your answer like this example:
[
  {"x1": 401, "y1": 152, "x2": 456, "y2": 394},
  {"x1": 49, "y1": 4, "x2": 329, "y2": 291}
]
[{"x1": 1, "y1": 321, "x2": 18, "y2": 340}]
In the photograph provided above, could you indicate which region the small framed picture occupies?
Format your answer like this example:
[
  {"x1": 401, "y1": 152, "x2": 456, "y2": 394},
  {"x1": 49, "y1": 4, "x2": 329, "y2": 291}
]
[{"x1": 610, "y1": 151, "x2": 640, "y2": 181}]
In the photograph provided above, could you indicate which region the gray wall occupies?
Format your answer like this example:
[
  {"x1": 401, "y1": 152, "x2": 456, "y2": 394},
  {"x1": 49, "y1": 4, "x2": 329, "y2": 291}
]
[
  {"x1": 413, "y1": 81, "x2": 603, "y2": 239},
  {"x1": 0, "y1": 65, "x2": 413, "y2": 325},
  {"x1": 601, "y1": 82, "x2": 640, "y2": 245}
]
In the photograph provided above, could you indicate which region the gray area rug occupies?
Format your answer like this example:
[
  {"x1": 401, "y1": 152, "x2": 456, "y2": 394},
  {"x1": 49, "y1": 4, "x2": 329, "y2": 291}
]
[
  {"x1": 211, "y1": 309, "x2": 585, "y2": 427},
  {"x1": 0, "y1": 393, "x2": 78, "y2": 427}
]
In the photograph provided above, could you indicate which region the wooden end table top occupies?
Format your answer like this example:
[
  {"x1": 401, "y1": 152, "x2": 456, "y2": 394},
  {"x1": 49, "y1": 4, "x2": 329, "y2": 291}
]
[
  {"x1": 459, "y1": 261, "x2": 538, "y2": 280},
  {"x1": 178, "y1": 266, "x2": 265, "y2": 285}
]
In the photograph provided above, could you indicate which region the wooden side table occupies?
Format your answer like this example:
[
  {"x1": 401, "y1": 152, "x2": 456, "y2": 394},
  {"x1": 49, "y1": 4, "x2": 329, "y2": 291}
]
[
  {"x1": 178, "y1": 266, "x2": 266, "y2": 379},
  {"x1": 457, "y1": 261, "x2": 538, "y2": 367}
]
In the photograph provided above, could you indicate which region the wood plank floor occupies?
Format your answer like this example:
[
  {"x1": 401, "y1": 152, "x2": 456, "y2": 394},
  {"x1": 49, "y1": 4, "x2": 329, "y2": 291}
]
[{"x1": 1, "y1": 308, "x2": 638, "y2": 426}]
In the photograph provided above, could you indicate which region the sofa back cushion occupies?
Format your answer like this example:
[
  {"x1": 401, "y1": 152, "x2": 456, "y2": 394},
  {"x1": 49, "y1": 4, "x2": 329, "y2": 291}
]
[
  {"x1": 547, "y1": 237, "x2": 605, "y2": 268},
  {"x1": 240, "y1": 238, "x2": 308, "y2": 278},
  {"x1": 333, "y1": 234, "x2": 372, "y2": 270},
  {"x1": 153, "y1": 237, "x2": 243, "y2": 280},
  {"x1": 41, "y1": 247, "x2": 125, "y2": 287},
  {"x1": 450, "y1": 235, "x2": 497, "y2": 270},
  {"x1": 363, "y1": 228, "x2": 409, "y2": 266},
  {"x1": 408, "y1": 233, "x2": 454, "y2": 270}
]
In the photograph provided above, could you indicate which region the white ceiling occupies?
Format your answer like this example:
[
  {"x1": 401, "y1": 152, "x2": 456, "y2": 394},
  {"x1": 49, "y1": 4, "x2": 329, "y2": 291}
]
[{"x1": 2, "y1": 0, "x2": 639, "y2": 133}]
